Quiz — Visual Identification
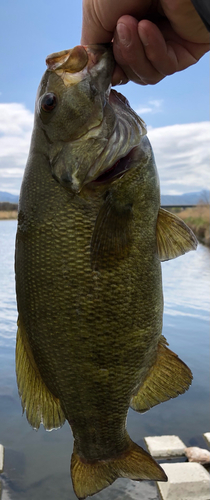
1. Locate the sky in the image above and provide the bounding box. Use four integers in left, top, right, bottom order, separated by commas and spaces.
0, 0, 209, 196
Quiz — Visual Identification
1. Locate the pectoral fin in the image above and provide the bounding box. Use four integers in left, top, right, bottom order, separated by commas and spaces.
16, 318, 65, 430
130, 336, 192, 413
157, 208, 197, 261
91, 193, 133, 270
71, 436, 167, 499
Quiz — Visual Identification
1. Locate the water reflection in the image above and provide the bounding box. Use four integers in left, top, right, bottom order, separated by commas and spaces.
0, 221, 17, 350
0, 221, 209, 500
162, 244, 210, 318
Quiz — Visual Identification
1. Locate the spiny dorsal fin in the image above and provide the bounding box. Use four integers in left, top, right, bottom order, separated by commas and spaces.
130, 336, 192, 413
91, 193, 133, 271
71, 436, 167, 499
157, 208, 197, 261
16, 319, 66, 430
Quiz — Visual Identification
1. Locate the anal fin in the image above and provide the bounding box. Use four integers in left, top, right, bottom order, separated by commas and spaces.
16, 318, 66, 430
130, 336, 192, 413
71, 436, 167, 499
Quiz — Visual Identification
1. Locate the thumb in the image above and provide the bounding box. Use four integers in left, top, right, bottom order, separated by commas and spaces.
81, 2, 114, 44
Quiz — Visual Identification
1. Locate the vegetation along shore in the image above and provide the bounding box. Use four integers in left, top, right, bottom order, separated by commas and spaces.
0, 202, 18, 220
171, 204, 210, 247
0, 202, 209, 247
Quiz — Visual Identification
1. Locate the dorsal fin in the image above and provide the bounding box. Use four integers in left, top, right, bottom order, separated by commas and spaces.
157, 208, 197, 261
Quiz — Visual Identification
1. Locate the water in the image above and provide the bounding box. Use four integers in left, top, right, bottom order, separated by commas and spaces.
0, 220, 209, 500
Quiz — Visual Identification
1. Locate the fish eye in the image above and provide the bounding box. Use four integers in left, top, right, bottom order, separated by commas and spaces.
41, 93, 57, 112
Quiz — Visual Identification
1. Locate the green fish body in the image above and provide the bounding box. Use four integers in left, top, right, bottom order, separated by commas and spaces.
15, 45, 197, 499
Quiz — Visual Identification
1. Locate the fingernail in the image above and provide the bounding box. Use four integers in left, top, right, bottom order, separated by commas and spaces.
116, 23, 131, 47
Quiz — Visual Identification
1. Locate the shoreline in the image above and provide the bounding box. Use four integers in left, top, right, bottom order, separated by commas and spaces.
0, 211, 18, 220
0, 205, 209, 247
173, 205, 210, 247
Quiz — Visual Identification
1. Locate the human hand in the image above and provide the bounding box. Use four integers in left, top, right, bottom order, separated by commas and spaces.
81, 0, 210, 85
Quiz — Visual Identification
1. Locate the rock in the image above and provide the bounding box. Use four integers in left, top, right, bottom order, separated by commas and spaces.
185, 447, 210, 464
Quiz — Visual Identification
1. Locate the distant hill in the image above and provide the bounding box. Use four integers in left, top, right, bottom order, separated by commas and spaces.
161, 190, 210, 206
1, 189, 209, 206
0, 191, 19, 203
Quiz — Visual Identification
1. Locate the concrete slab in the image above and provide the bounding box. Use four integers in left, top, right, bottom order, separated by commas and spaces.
204, 433, 210, 446
144, 435, 186, 458
0, 444, 4, 473
157, 462, 210, 500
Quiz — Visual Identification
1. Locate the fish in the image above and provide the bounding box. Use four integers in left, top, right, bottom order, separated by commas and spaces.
15, 44, 197, 499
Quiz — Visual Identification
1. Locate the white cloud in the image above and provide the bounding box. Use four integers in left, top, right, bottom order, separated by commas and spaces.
0, 102, 33, 135
135, 99, 163, 115
0, 103, 34, 194
147, 122, 210, 195
0, 103, 209, 196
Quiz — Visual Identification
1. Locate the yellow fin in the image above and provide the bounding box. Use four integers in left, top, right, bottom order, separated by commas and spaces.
91, 193, 133, 270
16, 319, 66, 430
130, 336, 192, 413
71, 437, 167, 499
157, 208, 197, 261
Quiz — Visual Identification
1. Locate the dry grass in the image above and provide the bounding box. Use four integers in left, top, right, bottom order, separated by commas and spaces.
177, 205, 210, 246
0, 210, 18, 220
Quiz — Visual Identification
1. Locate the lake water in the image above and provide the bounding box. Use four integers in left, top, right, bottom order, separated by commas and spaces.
0, 220, 209, 500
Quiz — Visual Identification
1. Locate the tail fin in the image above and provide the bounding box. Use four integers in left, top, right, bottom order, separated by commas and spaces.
71, 438, 167, 499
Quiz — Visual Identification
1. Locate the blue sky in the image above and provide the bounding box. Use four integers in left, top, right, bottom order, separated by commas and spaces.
0, 0, 209, 195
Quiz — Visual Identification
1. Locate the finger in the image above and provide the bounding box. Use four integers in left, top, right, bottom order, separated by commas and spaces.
113, 15, 164, 85
160, 0, 210, 43
81, 1, 113, 44
111, 65, 129, 86
81, 0, 152, 45
138, 19, 210, 74
138, 19, 181, 76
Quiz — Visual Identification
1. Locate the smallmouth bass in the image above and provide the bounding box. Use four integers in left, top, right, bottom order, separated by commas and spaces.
15, 44, 197, 499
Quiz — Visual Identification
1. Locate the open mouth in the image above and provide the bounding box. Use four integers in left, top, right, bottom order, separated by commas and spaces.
93, 149, 133, 184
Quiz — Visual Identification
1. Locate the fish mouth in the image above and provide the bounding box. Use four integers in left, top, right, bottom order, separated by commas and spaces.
92, 149, 134, 185
46, 44, 114, 88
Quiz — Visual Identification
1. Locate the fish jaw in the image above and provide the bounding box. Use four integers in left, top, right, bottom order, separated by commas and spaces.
36, 45, 146, 194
